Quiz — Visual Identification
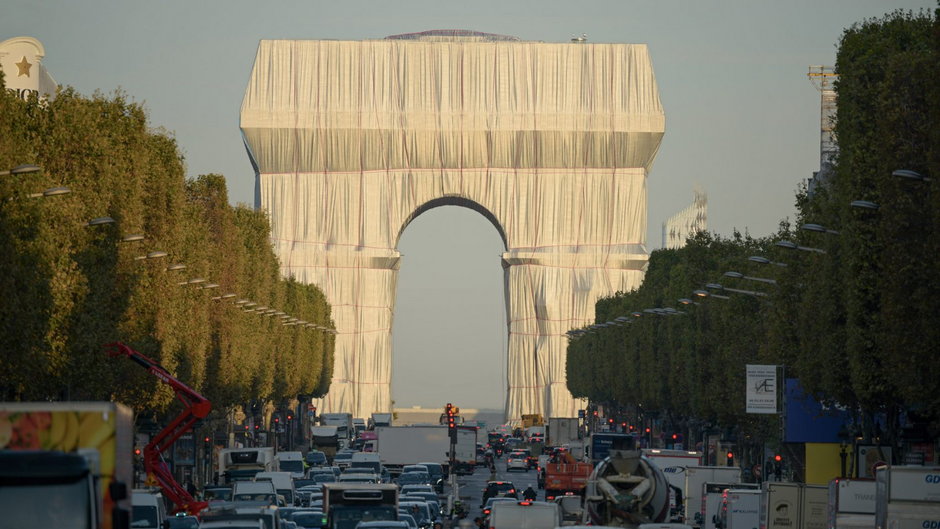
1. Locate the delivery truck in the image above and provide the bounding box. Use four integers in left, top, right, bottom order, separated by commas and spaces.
874, 465, 940, 529
683, 466, 743, 527
0, 401, 134, 529
376, 425, 451, 474
759, 482, 827, 529
547, 417, 581, 447
827, 478, 875, 529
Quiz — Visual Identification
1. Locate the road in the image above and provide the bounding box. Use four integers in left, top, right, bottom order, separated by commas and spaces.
451, 456, 542, 521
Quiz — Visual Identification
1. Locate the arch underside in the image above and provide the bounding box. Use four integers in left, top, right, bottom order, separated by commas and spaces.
241, 38, 664, 421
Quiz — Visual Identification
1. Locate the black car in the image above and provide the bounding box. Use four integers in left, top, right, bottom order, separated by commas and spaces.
480, 481, 517, 507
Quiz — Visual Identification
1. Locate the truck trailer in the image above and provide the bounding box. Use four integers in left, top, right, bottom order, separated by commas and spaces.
0, 401, 134, 529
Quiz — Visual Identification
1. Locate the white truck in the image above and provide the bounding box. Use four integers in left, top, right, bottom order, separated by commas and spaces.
453, 426, 478, 475
218, 446, 275, 483
827, 478, 876, 529
703, 482, 758, 529
715, 489, 760, 529
547, 417, 581, 447
376, 425, 451, 474
759, 482, 827, 529
275, 451, 305, 478
321, 413, 353, 443
311, 425, 341, 460
875, 465, 940, 529
370, 413, 393, 429
684, 466, 742, 526
643, 449, 705, 521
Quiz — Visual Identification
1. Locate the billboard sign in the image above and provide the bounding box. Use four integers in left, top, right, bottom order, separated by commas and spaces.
746, 364, 778, 414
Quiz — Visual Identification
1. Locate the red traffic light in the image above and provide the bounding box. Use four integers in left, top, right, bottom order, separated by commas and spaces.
204, 436, 210, 443
608, 418, 614, 424
274, 417, 279, 423
774, 454, 782, 462
727, 451, 734, 459
592, 411, 598, 417
134, 448, 142, 456
645, 427, 651, 433
672, 434, 678, 440
287, 414, 293, 421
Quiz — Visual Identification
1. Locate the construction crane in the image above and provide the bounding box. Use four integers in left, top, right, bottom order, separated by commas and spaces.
105, 342, 211, 515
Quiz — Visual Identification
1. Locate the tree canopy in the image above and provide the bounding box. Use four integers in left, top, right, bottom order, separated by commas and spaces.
0, 80, 334, 413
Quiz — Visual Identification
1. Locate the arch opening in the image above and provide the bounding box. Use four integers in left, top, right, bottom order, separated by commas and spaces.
391, 204, 508, 416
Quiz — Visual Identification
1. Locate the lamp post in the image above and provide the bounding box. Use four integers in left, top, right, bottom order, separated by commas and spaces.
776, 240, 826, 254
0, 164, 42, 177
724, 271, 778, 285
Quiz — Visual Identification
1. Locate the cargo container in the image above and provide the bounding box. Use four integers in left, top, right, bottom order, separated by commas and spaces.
827, 478, 875, 529
875, 465, 940, 529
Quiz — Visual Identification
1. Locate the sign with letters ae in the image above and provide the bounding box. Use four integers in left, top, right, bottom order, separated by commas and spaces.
746, 364, 778, 414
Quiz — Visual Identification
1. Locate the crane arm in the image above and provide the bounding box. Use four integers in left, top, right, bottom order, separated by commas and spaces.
105, 342, 211, 515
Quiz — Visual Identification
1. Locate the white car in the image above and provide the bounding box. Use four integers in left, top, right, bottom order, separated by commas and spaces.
506, 455, 529, 472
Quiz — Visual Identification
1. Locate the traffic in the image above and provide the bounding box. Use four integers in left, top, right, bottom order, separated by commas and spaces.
3, 404, 935, 529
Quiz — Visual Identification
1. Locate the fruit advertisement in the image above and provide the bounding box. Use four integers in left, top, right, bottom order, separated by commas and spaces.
0, 402, 134, 529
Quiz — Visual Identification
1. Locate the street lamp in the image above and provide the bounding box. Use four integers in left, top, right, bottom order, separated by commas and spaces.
121, 234, 145, 242
0, 164, 41, 177
749, 256, 788, 267
86, 216, 116, 227
850, 200, 879, 211
26, 186, 71, 198
724, 271, 778, 285
776, 240, 826, 254
694, 289, 730, 300
893, 169, 931, 182
800, 223, 840, 236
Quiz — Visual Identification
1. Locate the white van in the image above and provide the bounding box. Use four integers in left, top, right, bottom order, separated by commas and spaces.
254, 471, 297, 505
232, 480, 278, 504
275, 451, 306, 478
131, 489, 167, 529
489, 500, 561, 529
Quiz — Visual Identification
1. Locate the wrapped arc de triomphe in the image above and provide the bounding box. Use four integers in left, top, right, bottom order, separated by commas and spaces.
240, 31, 664, 421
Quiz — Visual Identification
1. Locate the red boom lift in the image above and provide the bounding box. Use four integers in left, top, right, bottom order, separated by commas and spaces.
106, 342, 211, 515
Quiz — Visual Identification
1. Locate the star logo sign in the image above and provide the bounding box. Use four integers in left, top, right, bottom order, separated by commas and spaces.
15, 56, 32, 77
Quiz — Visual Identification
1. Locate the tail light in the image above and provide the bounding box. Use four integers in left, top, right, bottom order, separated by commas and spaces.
519, 501, 532, 506
483, 509, 491, 515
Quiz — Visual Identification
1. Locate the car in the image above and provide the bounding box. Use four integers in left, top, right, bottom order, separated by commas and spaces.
416, 462, 445, 491
355, 522, 410, 529
204, 485, 234, 502
553, 494, 583, 524
333, 450, 356, 469
488, 500, 560, 529
306, 450, 329, 466
292, 511, 328, 529
338, 472, 379, 484
481, 497, 517, 526
506, 454, 528, 472
395, 471, 431, 487
510, 448, 536, 469
132, 489, 168, 529
400, 493, 441, 516
398, 502, 434, 528
399, 484, 434, 496
396, 513, 418, 529
166, 513, 200, 529
481, 481, 518, 506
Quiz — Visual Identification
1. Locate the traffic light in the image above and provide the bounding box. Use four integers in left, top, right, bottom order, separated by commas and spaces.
593, 410, 599, 417
446, 403, 457, 440
608, 418, 614, 425
726, 451, 735, 467
645, 427, 651, 434
286, 413, 293, 422
672, 433, 678, 440
773, 454, 783, 479
203, 436, 211, 458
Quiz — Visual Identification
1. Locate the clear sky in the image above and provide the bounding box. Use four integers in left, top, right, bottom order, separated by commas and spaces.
3, 1, 932, 410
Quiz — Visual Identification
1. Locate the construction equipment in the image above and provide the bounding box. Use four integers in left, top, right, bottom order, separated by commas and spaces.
584, 445, 671, 527
105, 342, 211, 515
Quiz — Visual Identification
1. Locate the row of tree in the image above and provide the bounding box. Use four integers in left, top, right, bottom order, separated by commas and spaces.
0, 81, 335, 414
567, 9, 940, 447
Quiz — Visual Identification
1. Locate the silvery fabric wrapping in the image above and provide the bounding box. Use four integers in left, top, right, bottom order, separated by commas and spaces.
241, 37, 664, 420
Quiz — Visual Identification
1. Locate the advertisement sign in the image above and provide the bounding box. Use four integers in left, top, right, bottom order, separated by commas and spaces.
746, 364, 778, 414
857, 446, 892, 478
881, 466, 940, 502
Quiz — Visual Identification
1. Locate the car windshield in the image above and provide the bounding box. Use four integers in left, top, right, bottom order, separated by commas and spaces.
0, 479, 93, 529
399, 504, 430, 524
331, 505, 397, 529
167, 516, 200, 529
293, 512, 328, 528
205, 488, 233, 501
131, 505, 158, 528
281, 461, 305, 473
397, 472, 429, 484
